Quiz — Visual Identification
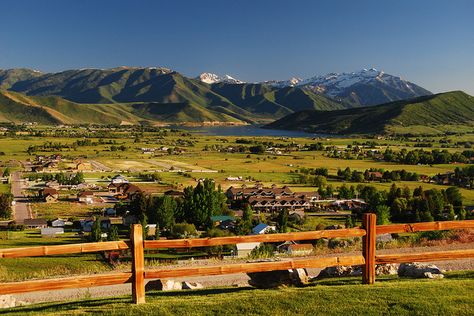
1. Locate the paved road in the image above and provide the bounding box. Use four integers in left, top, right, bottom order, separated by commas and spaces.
11, 171, 31, 224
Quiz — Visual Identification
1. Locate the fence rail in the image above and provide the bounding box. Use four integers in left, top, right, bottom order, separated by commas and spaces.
0, 216, 473, 303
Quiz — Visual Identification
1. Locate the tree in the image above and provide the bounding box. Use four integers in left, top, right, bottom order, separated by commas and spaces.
0, 193, 13, 219
2, 167, 10, 177
90, 218, 102, 242
151, 195, 176, 230
107, 225, 119, 241
170, 222, 197, 239
182, 179, 227, 229
376, 205, 391, 225
446, 204, 456, 221
445, 187, 463, 211
249, 144, 265, 154
276, 209, 288, 233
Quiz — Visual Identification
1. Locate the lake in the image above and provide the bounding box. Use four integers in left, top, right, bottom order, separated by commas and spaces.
173, 125, 320, 137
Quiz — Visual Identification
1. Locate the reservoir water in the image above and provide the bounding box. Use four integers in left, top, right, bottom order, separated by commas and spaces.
173, 125, 320, 137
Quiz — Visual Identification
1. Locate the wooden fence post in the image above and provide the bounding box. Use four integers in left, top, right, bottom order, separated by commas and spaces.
362, 213, 376, 285
131, 224, 145, 304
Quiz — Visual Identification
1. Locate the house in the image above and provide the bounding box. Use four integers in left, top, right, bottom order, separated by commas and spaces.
252, 223, 276, 235
23, 218, 48, 229
211, 215, 234, 225
39, 188, 59, 203
236, 242, 261, 258
219, 219, 237, 230
104, 208, 117, 216
76, 162, 90, 171
78, 191, 94, 204
110, 175, 128, 184
117, 183, 142, 200
226, 184, 293, 201
248, 195, 312, 212
41, 227, 64, 237
225, 176, 243, 181
51, 218, 66, 227
80, 217, 111, 232
367, 171, 383, 181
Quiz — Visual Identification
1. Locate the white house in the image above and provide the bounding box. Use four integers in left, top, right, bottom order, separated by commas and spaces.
51, 218, 65, 227
111, 175, 128, 184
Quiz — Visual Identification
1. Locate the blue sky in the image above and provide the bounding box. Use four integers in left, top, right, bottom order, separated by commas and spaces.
1, 0, 473, 94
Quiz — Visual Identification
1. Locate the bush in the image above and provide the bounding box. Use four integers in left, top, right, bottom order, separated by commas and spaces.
170, 222, 198, 239
248, 243, 275, 259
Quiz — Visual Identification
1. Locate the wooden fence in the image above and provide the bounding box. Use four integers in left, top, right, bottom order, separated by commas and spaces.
1, 214, 473, 304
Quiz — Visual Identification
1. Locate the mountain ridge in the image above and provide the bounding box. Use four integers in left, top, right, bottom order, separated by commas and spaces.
265, 91, 474, 135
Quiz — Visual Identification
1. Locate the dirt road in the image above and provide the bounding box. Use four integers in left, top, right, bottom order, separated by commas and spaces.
11, 171, 31, 224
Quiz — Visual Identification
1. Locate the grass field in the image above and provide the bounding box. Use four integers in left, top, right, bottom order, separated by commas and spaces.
5, 272, 474, 315
0, 183, 10, 193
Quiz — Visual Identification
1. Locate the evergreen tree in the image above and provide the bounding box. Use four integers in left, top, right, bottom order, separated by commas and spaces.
446, 204, 456, 221
90, 218, 102, 242
0, 193, 13, 219
107, 225, 119, 241
276, 209, 288, 233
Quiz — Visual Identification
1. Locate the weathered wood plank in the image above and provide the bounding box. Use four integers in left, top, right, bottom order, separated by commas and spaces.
0, 272, 132, 294
377, 220, 474, 235
131, 224, 145, 304
362, 213, 376, 285
144, 228, 366, 249
376, 249, 474, 264
0, 241, 130, 258
145, 255, 365, 279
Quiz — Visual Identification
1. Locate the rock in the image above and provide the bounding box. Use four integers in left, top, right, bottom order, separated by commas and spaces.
0, 295, 16, 309
182, 281, 203, 290
376, 263, 399, 276
398, 263, 444, 278
145, 279, 183, 292
325, 225, 345, 230
247, 268, 309, 288
317, 265, 362, 278
424, 272, 444, 279
376, 233, 393, 243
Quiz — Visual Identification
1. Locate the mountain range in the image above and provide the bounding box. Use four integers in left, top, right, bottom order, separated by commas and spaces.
266, 91, 474, 135
0, 67, 432, 126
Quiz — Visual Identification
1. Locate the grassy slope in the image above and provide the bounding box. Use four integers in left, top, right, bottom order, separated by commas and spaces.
0, 90, 144, 125
6, 273, 474, 315
267, 91, 474, 135
6, 68, 347, 123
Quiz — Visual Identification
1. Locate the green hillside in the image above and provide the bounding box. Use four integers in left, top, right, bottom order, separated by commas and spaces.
266, 91, 474, 135
4, 67, 344, 123
0, 90, 142, 125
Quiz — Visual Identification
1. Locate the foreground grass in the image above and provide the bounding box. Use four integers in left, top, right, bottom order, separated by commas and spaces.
6, 272, 474, 315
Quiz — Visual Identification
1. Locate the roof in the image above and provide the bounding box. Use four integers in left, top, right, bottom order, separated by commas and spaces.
211, 215, 234, 222
252, 223, 269, 234
41, 187, 58, 195
227, 185, 293, 197
78, 191, 94, 197
23, 218, 47, 226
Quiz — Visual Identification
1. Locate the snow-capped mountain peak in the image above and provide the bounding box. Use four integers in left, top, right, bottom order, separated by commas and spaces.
197, 73, 244, 84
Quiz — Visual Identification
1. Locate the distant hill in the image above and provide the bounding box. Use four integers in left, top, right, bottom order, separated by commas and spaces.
265, 91, 474, 135
0, 67, 345, 123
